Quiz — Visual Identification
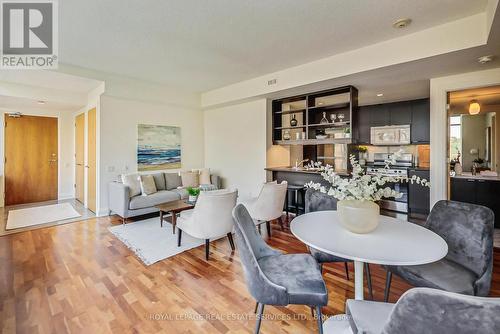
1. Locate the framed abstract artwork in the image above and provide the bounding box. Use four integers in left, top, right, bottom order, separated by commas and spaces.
137, 124, 181, 171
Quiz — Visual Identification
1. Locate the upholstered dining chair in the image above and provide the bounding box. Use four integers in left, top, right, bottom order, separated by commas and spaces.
176, 189, 238, 260
384, 200, 494, 302
305, 189, 374, 299
240, 181, 288, 236
344, 287, 500, 334
232, 204, 328, 334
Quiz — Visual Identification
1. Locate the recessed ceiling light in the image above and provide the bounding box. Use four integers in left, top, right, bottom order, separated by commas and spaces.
37, 100, 46, 104
393, 18, 412, 29
478, 55, 494, 64
376, 93, 384, 97
318, 102, 324, 105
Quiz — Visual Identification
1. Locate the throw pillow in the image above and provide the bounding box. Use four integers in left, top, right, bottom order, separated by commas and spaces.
165, 173, 182, 190
180, 171, 199, 188
152, 173, 166, 190
140, 174, 157, 195
199, 168, 211, 185
121, 173, 141, 197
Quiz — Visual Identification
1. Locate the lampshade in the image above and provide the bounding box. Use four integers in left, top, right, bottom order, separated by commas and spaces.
469, 100, 480, 115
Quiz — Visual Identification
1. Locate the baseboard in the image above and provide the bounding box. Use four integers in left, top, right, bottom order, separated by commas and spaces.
97, 208, 110, 217
58, 194, 75, 201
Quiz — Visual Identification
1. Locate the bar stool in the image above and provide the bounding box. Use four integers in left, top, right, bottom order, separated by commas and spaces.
285, 185, 305, 218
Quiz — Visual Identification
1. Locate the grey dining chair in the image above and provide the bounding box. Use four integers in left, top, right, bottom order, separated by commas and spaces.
232, 204, 328, 334
384, 200, 494, 302
305, 188, 374, 299
345, 287, 500, 334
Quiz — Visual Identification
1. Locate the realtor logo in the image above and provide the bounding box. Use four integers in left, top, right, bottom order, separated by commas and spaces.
1, 0, 58, 69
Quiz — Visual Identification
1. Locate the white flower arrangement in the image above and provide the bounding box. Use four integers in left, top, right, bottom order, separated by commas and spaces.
306, 151, 430, 202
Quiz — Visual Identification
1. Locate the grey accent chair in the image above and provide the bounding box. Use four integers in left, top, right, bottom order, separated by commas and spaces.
232, 204, 328, 334
305, 189, 374, 299
384, 200, 494, 302
345, 287, 500, 334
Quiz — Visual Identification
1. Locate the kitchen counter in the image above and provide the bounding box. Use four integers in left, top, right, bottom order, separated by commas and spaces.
451, 172, 500, 182
265, 167, 350, 176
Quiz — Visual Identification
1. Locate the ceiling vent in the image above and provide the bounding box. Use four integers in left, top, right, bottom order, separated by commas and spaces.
393, 18, 412, 29
267, 79, 277, 86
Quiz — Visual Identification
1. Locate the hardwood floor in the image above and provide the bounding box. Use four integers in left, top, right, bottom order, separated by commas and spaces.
1, 214, 499, 334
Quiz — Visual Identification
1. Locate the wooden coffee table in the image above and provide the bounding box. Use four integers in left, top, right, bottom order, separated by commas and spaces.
156, 200, 195, 234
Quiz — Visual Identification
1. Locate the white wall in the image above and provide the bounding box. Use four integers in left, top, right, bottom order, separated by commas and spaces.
204, 99, 267, 200
98, 95, 204, 214
0, 108, 76, 206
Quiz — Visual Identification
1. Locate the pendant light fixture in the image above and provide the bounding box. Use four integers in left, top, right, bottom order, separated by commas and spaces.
469, 100, 480, 115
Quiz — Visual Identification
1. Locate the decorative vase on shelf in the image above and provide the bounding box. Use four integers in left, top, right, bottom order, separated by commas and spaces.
454, 161, 463, 175
320, 112, 329, 124
283, 130, 291, 140
290, 114, 298, 127
188, 195, 198, 203
337, 200, 380, 234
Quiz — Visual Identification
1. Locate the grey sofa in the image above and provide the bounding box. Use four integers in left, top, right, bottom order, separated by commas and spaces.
108, 172, 221, 222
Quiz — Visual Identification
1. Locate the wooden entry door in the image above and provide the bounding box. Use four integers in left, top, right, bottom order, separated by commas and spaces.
75, 112, 85, 204
87, 108, 96, 213
5, 115, 58, 205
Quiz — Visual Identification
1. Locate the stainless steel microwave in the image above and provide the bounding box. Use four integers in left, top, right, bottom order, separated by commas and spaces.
370, 125, 411, 145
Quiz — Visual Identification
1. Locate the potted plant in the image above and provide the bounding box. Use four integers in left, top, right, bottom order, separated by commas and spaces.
187, 187, 200, 203
344, 127, 351, 138
306, 151, 429, 234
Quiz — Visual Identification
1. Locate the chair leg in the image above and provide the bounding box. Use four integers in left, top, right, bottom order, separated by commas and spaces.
255, 303, 265, 334
384, 271, 392, 302
257, 224, 261, 234
205, 239, 210, 260
278, 216, 284, 231
319, 263, 323, 274
254, 301, 258, 313
315, 306, 324, 334
177, 229, 182, 247
227, 233, 235, 251
122, 217, 126, 225
344, 262, 350, 280
365, 263, 373, 300
266, 221, 272, 237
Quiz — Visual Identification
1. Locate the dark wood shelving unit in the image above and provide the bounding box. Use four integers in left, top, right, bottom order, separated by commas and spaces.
272, 85, 358, 145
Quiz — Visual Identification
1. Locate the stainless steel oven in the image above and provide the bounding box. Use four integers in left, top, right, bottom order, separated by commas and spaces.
366, 153, 413, 216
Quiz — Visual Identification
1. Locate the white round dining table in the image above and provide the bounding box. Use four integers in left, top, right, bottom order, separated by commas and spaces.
290, 210, 448, 300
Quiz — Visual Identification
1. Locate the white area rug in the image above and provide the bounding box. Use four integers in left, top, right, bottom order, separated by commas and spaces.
6, 203, 81, 230
108, 217, 210, 265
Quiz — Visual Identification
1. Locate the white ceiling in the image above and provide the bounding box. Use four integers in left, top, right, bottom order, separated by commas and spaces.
59, 0, 488, 92
0, 95, 83, 113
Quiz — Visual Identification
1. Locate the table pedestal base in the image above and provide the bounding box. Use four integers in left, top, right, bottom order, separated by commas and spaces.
354, 260, 364, 300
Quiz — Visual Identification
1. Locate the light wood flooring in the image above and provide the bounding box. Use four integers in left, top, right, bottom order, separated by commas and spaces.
1, 214, 499, 334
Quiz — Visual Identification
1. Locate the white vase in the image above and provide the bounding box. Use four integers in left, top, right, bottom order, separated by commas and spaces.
337, 200, 380, 234
188, 195, 198, 203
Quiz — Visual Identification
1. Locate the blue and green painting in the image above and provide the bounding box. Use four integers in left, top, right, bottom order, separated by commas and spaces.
137, 124, 181, 171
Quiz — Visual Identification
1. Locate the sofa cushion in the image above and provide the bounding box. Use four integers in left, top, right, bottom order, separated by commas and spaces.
152, 173, 166, 191
199, 168, 211, 185
139, 174, 157, 195
121, 173, 141, 197
129, 190, 180, 210
181, 171, 199, 188
171, 188, 189, 199
165, 173, 182, 190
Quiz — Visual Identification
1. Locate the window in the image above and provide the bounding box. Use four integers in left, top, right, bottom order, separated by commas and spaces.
449, 116, 461, 162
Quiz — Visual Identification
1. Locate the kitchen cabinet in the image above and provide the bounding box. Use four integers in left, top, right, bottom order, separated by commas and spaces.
369, 104, 389, 126
411, 99, 430, 143
353, 98, 429, 144
389, 101, 412, 125
450, 177, 500, 228
356, 106, 371, 144
408, 169, 430, 215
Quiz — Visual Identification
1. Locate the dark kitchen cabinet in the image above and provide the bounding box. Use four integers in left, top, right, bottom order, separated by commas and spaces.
356, 106, 371, 144
450, 177, 476, 204
353, 98, 429, 144
389, 101, 412, 125
450, 177, 500, 228
408, 169, 430, 215
369, 104, 389, 126
411, 99, 430, 144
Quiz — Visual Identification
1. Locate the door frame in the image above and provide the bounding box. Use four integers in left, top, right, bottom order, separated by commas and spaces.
1, 111, 62, 207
